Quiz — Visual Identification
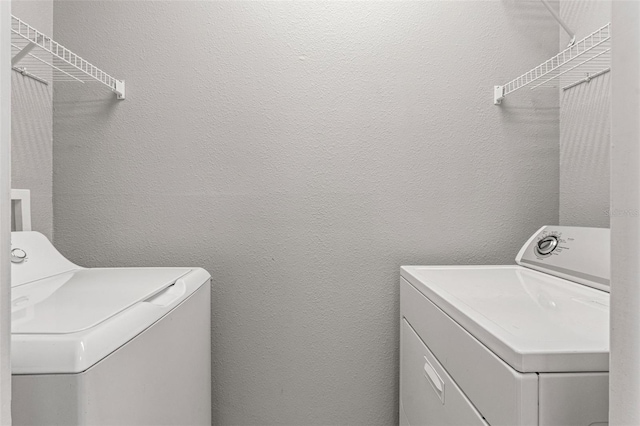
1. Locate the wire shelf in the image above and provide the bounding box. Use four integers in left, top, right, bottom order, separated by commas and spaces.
494, 23, 610, 105
10, 15, 125, 99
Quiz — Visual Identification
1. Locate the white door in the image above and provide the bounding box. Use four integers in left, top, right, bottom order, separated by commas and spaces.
0, 2, 13, 424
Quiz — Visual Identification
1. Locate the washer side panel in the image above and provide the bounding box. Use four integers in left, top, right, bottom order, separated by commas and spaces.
12, 282, 211, 426
12, 374, 81, 426
82, 283, 211, 425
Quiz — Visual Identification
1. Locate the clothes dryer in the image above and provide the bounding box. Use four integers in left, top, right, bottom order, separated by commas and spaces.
400, 226, 609, 425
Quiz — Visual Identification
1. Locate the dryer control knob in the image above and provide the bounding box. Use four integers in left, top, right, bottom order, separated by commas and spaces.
11, 248, 27, 263
535, 236, 558, 256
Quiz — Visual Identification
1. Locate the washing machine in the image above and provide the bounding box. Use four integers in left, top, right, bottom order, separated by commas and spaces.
10, 231, 212, 425
400, 226, 609, 426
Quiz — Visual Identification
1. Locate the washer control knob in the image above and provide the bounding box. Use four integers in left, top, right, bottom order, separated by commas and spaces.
11, 248, 27, 264
535, 236, 558, 256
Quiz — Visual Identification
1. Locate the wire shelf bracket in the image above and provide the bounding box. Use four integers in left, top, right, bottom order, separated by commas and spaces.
494, 23, 610, 105
10, 15, 125, 100
540, 0, 576, 48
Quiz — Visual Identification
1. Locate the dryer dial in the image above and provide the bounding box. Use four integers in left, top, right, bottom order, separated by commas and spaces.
535, 236, 558, 256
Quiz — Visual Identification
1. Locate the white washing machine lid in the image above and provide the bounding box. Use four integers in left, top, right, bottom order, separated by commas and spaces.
12, 268, 191, 334
401, 265, 609, 373
11, 267, 211, 375
9, 232, 212, 374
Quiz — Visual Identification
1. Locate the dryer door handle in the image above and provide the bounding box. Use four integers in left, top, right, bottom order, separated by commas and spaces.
423, 356, 445, 403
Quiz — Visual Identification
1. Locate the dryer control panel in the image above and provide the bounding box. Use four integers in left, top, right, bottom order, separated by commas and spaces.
516, 226, 610, 292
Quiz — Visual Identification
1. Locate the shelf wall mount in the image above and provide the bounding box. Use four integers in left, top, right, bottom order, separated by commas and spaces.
11, 15, 125, 100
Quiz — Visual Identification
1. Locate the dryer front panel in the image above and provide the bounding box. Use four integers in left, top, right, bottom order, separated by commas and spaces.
400, 318, 486, 426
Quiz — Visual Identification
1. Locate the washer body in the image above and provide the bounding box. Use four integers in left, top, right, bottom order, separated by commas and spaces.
400, 226, 610, 425
10, 232, 211, 426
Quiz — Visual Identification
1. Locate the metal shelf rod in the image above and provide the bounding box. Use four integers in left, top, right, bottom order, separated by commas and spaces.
562, 67, 610, 91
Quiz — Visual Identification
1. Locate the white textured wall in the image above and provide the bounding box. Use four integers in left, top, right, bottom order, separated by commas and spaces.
11, 0, 53, 238
559, 1, 611, 228
52, 2, 559, 424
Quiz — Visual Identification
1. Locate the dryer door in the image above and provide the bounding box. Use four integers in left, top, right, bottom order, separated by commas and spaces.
400, 319, 487, 426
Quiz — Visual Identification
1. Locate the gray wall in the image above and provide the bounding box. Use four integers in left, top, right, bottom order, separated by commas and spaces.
559, 1, 611, 227
52, 2, 559, 424
11, 0, 53, 238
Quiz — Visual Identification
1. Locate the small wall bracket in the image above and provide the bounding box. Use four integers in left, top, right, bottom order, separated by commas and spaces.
494, 86, 505, 105
115, 80, 125, 100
